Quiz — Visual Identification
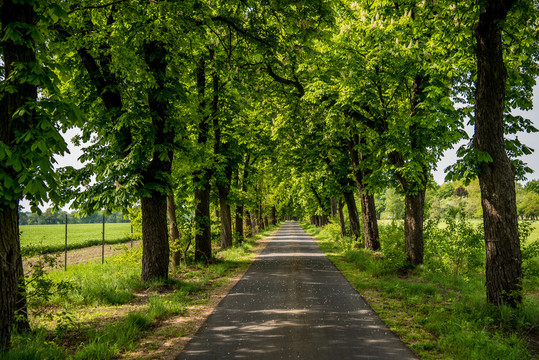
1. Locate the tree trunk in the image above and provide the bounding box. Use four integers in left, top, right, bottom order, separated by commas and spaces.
245, 210, 252, 237
264, 215, 269, 229
1, 1, 37, 349
360, 192, 380, 251
404, 190, 426, 265
0, 206, 23, 351
219, 185, 233, 249
330, 197, 337, 217
337, 198, 348, 237
167, 195, 182, 267
235, 205, 244, 243
141, 194, 169, 282
253, 209, 259, 233
194, 177, 212, 262
258, 205, 265, 230
193, 53, 213, 263
348, 134, 380, 250
474, 0, 522, 306
343, 191, 361, 240
140, 41, 173, 282
387, 74, 429, 266
271, 206, 277, 225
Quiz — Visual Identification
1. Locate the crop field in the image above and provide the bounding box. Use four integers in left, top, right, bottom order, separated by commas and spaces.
20, 223, 134, 255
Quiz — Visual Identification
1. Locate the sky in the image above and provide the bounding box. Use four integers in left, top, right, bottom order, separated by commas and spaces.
19, 85, 539, 212
432, 83, 539, 184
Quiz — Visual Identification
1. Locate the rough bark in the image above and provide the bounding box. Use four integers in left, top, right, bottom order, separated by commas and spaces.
235, 206, 244, 243
343, 191, 361, 240
271, 206, 277, 225
0, 0, 36, 349
258, 205, 265, 230
330, 197, 337, 217
347, 134, 380, 251
0, 207, 22, 351
404, 190, 426, 265
219, 185, 233, 249
193, 55, 212, 262
141, 194, 169, 282
474, 0, 522, 306
337, 198, 348, 237
140, 41, 173, 282
387, 75, 429, 265
245, 210, 253, 237
254, 209, 260, 233
168, 195, 182, 267
194, 178, 212, 262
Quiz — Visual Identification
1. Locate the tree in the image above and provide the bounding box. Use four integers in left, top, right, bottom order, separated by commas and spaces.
55, 1, 196, 280
1, 0, 73, 349
474, 0, 522, 306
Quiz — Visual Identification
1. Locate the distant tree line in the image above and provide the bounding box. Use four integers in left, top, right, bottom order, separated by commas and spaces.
18, 209, 129, 226
374, 179, 539, 221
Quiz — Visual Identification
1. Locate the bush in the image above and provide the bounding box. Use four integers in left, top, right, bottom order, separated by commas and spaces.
520, 221, 539, 280
424, 211, 484, 278
378, 221, 408, 273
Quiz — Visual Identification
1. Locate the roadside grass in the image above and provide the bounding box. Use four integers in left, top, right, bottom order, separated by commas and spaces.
5, 224, 278, 360
302, 222, 539, 360
20, 223, 135, 255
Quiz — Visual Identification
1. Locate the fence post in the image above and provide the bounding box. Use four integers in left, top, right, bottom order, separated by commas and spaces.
102, 213, 105, 264
65, 213, 68, 271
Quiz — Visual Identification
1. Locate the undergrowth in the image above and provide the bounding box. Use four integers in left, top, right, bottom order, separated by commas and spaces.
4, 224, 279, 360
302, 218, 539, 360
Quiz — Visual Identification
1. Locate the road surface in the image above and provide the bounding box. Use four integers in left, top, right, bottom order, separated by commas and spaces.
177, 221, 417, 359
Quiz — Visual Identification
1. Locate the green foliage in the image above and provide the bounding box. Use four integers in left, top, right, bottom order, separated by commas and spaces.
20, 253, 75, 320
307, 221, 539, 359
424, 211, 484, 278
520, 221, 539, 281
5, 329, 67, 360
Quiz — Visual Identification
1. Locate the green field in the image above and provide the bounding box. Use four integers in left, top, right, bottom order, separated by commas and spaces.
378, 219, 539, 243
20, 223, 134, 255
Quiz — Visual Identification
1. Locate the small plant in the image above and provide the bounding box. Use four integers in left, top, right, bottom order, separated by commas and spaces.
424, 210, 484, 278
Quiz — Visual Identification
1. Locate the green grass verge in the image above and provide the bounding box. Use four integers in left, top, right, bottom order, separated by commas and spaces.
20, 223, 134, 255
301, 222, 539, 360
5, 224, 280, 360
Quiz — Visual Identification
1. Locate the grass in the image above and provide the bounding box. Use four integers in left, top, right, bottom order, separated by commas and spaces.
301, 221, 539, 360
4, 224, 279, 360
20, 223, 134, 255
378, 219, 539, 243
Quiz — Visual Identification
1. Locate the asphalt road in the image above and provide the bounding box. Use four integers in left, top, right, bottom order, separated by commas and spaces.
177, 221, 418, 359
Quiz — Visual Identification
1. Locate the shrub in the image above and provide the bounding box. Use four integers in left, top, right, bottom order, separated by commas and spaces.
424, 211, 484, 278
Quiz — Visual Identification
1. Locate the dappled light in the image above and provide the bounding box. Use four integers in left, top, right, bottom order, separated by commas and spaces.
178, 222, 417, 359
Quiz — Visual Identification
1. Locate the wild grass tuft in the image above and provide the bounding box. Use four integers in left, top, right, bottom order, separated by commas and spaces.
304, 219, 539, 360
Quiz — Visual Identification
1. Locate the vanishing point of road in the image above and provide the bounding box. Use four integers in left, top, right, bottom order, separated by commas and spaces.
177, 221, 418, 359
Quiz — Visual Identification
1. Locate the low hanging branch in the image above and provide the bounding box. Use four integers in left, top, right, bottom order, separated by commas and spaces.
266, 63, 305, 98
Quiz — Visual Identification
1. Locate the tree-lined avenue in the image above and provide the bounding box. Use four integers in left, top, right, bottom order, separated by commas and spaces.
177, 222, 417, 359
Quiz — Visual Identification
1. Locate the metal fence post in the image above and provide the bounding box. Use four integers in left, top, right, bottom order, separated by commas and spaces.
65, 213, 68, 271
102, 213, 105, 264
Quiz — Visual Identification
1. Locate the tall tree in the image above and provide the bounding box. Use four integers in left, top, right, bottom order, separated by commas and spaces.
473, 0, 521, 306
1, 0, 72, 349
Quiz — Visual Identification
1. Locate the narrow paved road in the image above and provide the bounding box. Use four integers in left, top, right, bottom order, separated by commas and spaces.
177, 222, 417, 359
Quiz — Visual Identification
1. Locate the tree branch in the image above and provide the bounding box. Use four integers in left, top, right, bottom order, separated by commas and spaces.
266, 63, 305, 98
